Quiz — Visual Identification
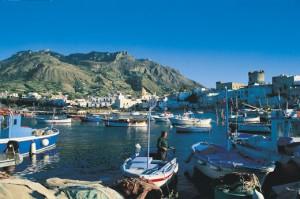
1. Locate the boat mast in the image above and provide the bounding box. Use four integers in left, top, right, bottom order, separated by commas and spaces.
225, 87, 231, 151
147, 97, 157, 169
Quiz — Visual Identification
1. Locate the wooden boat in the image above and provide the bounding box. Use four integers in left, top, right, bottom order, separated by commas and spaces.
122, 151, 179, 187
237, 123, 271, 134
81, 114, 102, 122
229, 115, 260, 123
121, 98, 179, 188
190, 142, 275, 181
36, 116, 72, 124
104, 118, 147, 127
188, 88, 275, 182
170, 115, 211, 126
0, 109, 59, 157
152, 112, 174, 123
234, 110, 300, 163
176, 125, 211, 133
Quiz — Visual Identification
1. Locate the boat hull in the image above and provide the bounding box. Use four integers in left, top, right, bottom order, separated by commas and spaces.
104, 120, 147, 127
36, 118, 72, 124
176, 126, 211, 133
0, 132, 59, 157
122, 157, 179, 187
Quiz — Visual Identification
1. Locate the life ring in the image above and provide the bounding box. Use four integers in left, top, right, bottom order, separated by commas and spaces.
42, 139, 49, 147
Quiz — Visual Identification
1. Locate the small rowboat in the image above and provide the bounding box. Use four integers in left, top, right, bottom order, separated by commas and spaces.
122, 148, 179, 187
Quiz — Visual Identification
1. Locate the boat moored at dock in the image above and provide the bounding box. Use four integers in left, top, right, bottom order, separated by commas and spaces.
36, 116, 72, 124
0, 109, 59, 157
104, 118, 147, 127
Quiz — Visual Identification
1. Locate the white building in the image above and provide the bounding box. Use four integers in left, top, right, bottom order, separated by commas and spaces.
113, 93, 141, 109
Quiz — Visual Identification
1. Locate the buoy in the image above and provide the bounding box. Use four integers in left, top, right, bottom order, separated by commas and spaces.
42, 139, 49, 147
30, 142, 36, 155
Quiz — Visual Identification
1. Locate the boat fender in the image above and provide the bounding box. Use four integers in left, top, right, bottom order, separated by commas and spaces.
42, 139, 49, 147
31, 142, 37, 155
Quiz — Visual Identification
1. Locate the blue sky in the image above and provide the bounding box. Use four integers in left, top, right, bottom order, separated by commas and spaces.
0, 0, 300, 88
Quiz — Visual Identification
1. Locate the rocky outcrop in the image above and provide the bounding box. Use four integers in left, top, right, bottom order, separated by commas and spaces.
0, 176, 123, 199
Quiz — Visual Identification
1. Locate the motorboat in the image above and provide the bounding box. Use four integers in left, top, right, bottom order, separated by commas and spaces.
234, 110, 300, 163
104, 118, 147, 127
190, 142, 274, 181
0, 109, 59, 157
121, 147, 179, 187
152, 112, 174, 123
237, 123, 271, 134
121, 98, 179, 188
187, 88, 275, 182
229, 115, 260, 123
36, 116, 72, 124
169, 112, 211, 126
81, 114, 102, 122
176, 125, 211, 133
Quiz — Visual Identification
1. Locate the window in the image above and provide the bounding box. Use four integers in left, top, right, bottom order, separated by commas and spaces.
14, 119, 17, 125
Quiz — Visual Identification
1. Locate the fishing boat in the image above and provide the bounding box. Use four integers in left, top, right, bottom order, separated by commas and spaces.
152, 112, 174, 123
234, 110, 300, 163
121, 98, 179, 188
229, 115, 260, 123
190, 142, 274, 181
36, 116, 72, 124
187, 88, 275, 182
81, 114, 102, 122
237, 123, 271, 134
0, 109, 59, 156
104, 118, 147, 127
176, 125, 211, 133
169, 112, 212, 126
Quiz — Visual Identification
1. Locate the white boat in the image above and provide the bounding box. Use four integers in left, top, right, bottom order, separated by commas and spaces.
238, 123, 271, 134
176, 125, 211, 133
190, 142, 274, 181
36, 117, 72, 124
229, 115, 260, 123
121, 98, 179, 188
234, 110, 300, 163
122, 151, 179, 187
188, 88, 275, 182
152, 112, 174, 123
104, 118, 147, 127
170, 116, 211, 126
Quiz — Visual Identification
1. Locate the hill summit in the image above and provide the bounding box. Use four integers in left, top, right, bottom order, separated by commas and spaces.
0, 50, 203, 96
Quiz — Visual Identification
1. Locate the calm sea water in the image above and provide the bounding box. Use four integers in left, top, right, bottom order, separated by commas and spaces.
13, 112, 227, 198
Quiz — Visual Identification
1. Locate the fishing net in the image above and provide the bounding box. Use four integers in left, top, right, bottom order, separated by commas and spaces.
213, 172, 261, 195
115, 177, 162, 199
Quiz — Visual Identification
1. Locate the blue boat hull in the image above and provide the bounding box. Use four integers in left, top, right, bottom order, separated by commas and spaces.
0, 133, 59, 156
81, 117, 101, 122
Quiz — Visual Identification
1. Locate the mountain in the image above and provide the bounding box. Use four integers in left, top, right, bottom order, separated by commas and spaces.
0, 50, 203, 96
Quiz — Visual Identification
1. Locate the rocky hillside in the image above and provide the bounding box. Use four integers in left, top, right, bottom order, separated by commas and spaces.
0, 50, 203, 96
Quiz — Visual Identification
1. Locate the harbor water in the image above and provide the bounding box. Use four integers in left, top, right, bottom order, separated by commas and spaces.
12, 112, 227, 198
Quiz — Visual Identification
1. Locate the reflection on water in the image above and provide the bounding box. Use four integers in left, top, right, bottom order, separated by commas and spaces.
15, 113, 225, 197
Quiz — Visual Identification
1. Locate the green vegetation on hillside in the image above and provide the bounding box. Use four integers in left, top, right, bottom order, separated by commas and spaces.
0, 50, 203, 96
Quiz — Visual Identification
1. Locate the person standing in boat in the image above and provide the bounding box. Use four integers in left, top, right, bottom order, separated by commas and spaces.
157, 131, 169, 160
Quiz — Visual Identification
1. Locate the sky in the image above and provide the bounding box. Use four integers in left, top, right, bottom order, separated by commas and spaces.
0, 0, 300, 88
